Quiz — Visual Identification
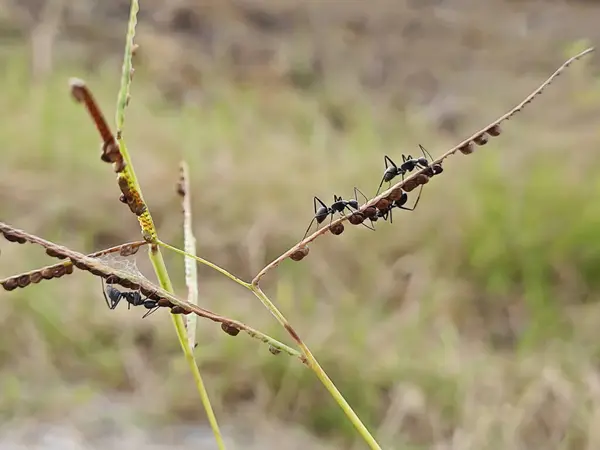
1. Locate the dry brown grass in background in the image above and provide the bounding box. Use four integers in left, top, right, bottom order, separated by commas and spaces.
2, 1, 600, 449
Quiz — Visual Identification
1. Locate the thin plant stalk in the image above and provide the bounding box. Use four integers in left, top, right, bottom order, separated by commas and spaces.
156, 240, 383, 449
179, 161, 199, 349
152, 49, 597, 448
114, 1, 225, 448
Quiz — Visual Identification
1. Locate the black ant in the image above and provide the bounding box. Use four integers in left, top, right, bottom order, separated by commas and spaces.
101, 278, 160, 318
376, 144, 440, 195
303, 188, 374, 239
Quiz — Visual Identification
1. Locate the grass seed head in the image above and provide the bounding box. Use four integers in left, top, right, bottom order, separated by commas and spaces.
290, 247, 310, 261
330, 222, 345, 235
221, 323, 241, 336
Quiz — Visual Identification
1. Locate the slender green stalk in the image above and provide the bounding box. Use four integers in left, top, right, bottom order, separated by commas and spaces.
114, 1, 225, 448
251, 287, 382, 450
158, 240, 251, 287
156, 242, 383, 449
149, 248, 225, 448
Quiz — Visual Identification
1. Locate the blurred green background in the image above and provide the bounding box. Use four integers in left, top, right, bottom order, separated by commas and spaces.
1, 1, 600, 449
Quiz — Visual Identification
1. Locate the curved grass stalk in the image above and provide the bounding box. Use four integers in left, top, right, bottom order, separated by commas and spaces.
113, 1, 225, 448
156, 240, 383, 449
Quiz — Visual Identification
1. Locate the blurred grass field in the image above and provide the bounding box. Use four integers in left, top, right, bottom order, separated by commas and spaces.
2, 1, 600, 449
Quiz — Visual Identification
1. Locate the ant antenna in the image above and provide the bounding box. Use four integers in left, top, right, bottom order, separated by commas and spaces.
418, 144, 434, 162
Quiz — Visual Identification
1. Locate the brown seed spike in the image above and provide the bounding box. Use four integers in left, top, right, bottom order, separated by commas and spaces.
486, 124, 501, 137
30, 272, 43, 284
41, 269, 55, 280
459, 141, 475, 155
473, 134, 489, 146
17, 275, 31, 288
2, 279, 18, 291
376, 198, 391, 211
403, 178, 421, 193
157, 298, 173, 308
330, 222, 345, 235
3, 233, 27, 244
414, 174, 430, 186
348, 212, 365, 225
290, 247, 309, 262
362, 206, 378, 219
269, 345, 282, 355
53, 266, 67, 277
119, 244, 140, 257
387, 188, 404, 202
69, 78, 87, 102
221, 323, 241, 336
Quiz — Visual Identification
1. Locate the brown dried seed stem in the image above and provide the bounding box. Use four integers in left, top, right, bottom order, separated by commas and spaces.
0, 241, 147, 290
0, 222, 303, 362
69, 78, 125, 172
251, 47, 595, 286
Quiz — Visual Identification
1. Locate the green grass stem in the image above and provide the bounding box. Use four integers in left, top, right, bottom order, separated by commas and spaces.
113, 1, 225, 448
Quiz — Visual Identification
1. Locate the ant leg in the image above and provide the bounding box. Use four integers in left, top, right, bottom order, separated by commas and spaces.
375, 177, 388, 196
384, 155, 397, 170
360, 220, 376, 231
302, 217, 318, 240
354, 187, 368, 204
397, 184, 424, 212
100, 277, 112, 309
418, 144, 434, 162
101, 278, 121, 310
303, 196, 329, 239
142, 305, 160, 319
329, 211, 335, 227
342, 206, 375, 231
314, 196, 328, 212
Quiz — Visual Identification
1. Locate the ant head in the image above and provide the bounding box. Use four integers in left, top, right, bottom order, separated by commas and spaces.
433, 164, 443, 175
348, 199, 359, 209
417, 157, 429, 166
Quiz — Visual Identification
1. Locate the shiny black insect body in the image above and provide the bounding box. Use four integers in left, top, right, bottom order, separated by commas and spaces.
303, 188, 372, 239
376, 145, 439, 195
102, 279, 160, 318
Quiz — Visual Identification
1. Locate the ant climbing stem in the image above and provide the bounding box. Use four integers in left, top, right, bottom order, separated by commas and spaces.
302, 189, 374, 240
101, 277, 160, 318
375, 144, 442, 196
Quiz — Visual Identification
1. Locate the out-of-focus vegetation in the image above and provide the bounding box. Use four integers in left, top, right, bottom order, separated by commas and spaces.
1, 1, 600, 448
